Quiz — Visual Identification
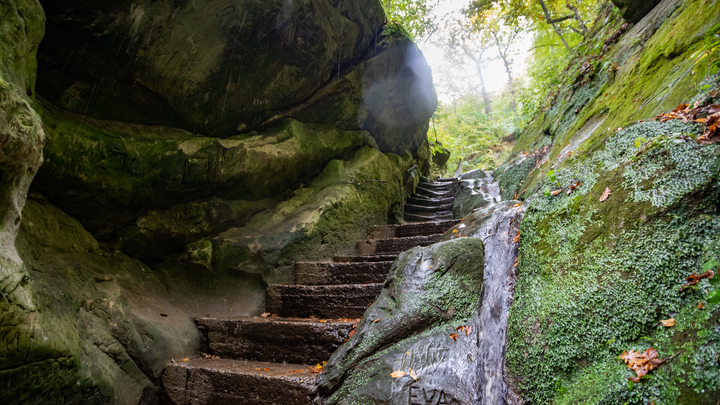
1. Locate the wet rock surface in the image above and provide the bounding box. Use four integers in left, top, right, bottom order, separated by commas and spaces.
266, 284, 384, 319
611, 0, 662, 22
316, 238, 487, 404
452, 170, 501, 219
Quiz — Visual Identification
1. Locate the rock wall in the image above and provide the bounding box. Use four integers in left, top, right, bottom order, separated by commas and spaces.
500, 0, 720, 403
0, 0, 436, 403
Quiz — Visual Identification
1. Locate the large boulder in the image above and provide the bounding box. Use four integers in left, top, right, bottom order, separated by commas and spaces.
317, 238, 486, 404
209, 146, 409, 286
33, 102, 377, 238
268, 23, 438, 154
35, 0, 385, 137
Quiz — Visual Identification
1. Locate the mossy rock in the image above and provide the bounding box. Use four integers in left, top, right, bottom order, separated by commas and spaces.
318, 238, 485, 404
35, 0, 385, 137
34, 102, 377, 238
210, 146, 408, 286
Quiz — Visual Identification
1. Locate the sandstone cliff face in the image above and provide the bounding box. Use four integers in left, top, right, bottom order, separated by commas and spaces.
0, 0, 436, 403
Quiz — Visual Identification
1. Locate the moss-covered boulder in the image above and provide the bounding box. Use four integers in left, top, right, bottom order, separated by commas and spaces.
317, 238, 485, 404
35, 0, 385, 137
33, 102, 377, 238
266, 23, 438, 155
4, 198, 201, 404
500, 0, 720, 402
210, 146, 409, 286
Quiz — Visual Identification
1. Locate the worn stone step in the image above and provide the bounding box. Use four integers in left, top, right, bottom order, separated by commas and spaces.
366, 220, 459, 239
417, 182, 454, 191
436, 177, 456, 182
266, 284, 383, 319
162, 358, 316, 405
195, 317, 354, 365
407, 196, 455, 206
294, 261, 392, 285
404, 203, 453, 214
357, 234, 441, 255
404, 212, 453, 222
415, 186, 454, 198
333, 254, 398, 263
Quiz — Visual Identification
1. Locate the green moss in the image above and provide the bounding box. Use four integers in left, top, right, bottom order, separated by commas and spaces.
507, 113, 720, 403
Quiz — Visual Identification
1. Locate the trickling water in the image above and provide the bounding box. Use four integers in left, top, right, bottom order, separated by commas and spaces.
452, 171, 524, 405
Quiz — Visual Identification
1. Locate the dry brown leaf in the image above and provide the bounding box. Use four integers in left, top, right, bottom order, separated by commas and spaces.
600, 187, 611, 202
409, 368, 418, 381
449, 333, 459, 341
620, 348, 665, 382
513, 203, 522, 208
348, 329, 356, 339
679, 270, 715, 291
699, 302, 706, 310
551, 189, 563, 196
390, 370, 406, 378
513, 232, 520, 244
260, 312, 270, 317
372, 319, 381, 323
291, 370, 305, 373
263, 368, 270, 371
660, 318, 675, 327
182, 358, 189, 362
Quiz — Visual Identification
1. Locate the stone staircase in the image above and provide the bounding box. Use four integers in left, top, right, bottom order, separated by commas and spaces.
404, 178, 455, 222
162, 181, 458, 404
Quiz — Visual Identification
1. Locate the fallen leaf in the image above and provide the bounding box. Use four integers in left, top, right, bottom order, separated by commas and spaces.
291, 370, 305, 373
263, 368, 270, 371
699, 302, 705, 310
348, 329, 356, 338
409, 368, 418, 381
551, 189, 563, 196
319, 319, 327, 323
260, 312, 270, 317
182, 358, 189, 362
513, 232, 520, 244
513, 203, 522, 208
372, 319, 381, 323
660, 318, 675, 327
406, 351, 411, 355
620, 348, 665, 382
449, 333, 459, 341
600, 187, 611, 202
390, 370, 406, 378
679, 270, 715, 291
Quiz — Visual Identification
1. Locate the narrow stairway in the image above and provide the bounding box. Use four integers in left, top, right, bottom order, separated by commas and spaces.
162, 181, 459, 404
404, 178, 455, 222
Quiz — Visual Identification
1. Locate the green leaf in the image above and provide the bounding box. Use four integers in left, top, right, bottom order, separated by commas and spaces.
707, 289, 720, 305
703, 260, 720, 284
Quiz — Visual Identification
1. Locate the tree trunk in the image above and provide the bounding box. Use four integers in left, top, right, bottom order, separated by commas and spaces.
476, 63, 492, 119
492, 30, 518, 121
538, 0, 571, 51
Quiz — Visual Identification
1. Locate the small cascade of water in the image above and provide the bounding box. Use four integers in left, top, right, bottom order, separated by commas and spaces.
455, 170, 524, 405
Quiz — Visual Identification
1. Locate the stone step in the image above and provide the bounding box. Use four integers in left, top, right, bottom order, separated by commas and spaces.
404, 212, 453, 222
417, 182, 454, 191
294, 261, 392, 285
357, 234, 441, 255
195, 317, 354, 365
163, 358, 316, 405
366, 220, 459, 239
333, 254, 398, 263
404, 203, 453, 214
266, 284, 383, 319
436, 177, 456, 182
415, 186, 454, 198
407, 196, 455, 206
